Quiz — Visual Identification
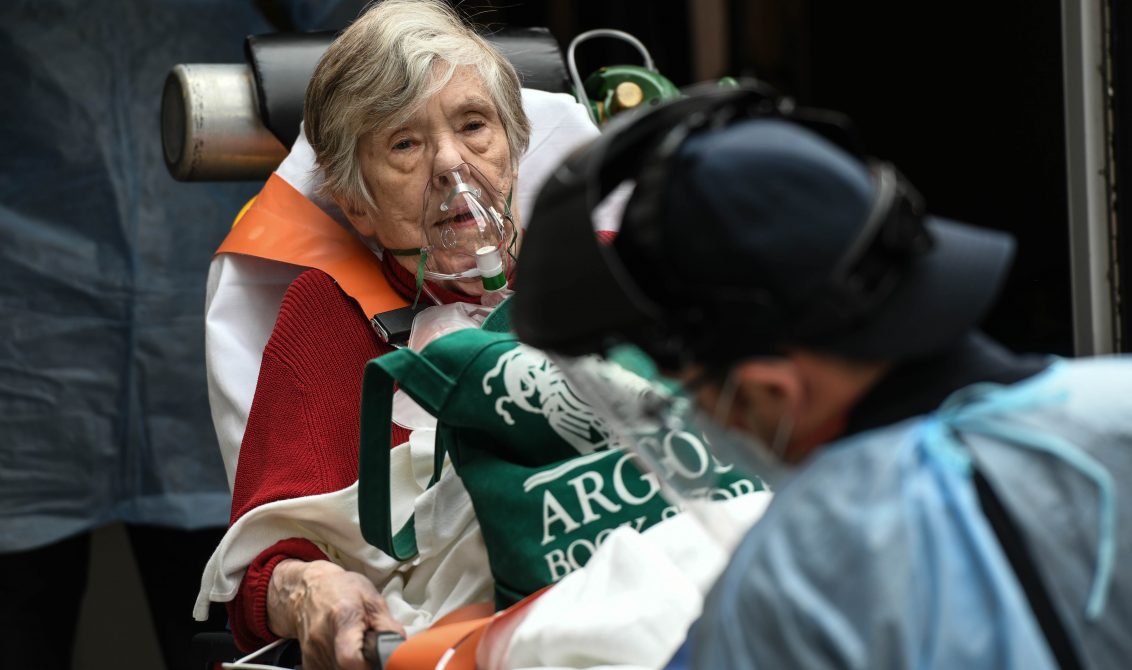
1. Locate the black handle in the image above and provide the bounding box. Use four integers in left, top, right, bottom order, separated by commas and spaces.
363, 629, 407, 669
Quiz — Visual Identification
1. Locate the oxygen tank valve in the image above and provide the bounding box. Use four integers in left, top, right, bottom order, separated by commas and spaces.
567, 29, 680, 126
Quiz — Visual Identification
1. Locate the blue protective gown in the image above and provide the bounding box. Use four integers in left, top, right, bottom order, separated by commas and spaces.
692, 357, 1132, 668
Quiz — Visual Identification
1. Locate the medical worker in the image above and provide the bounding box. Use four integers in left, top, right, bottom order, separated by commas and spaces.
511, 86, 1132, 668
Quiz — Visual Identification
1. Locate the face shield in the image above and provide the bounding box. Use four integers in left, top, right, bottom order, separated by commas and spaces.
409, 162, 516, 286
548, 345, 776, 554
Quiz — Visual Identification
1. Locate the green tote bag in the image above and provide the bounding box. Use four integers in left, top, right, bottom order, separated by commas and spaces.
358, 324, 761, 608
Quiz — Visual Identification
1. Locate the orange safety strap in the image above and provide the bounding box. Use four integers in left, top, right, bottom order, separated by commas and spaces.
475, 587, 552, 669
386, 588, 552, 670
441, 622, 488, 668
216, 173, 409, 317
385, 617, 488, 670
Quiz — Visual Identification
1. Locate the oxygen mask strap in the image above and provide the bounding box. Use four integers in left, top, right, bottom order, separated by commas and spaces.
412, 252, 428, 309
381, 246, 428, 308
503, 188, 519, 264
386, 247, 422, 257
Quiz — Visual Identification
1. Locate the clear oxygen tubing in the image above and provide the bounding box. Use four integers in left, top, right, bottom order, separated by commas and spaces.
220, 638, 287, 670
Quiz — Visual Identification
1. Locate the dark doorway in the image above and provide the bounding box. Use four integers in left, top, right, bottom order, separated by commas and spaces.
477, 0, 1074, 355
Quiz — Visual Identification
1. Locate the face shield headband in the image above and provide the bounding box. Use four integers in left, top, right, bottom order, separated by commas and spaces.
511, 82, 934, 370
385, 162, 518, 294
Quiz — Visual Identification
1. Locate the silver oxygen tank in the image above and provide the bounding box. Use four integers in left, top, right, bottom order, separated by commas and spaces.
161, 64, 286, 181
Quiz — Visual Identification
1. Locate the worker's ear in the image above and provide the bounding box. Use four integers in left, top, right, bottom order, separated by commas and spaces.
723, 359, 803, 439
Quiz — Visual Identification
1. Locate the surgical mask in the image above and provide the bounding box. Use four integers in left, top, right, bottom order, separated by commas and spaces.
387, 162, 516, 290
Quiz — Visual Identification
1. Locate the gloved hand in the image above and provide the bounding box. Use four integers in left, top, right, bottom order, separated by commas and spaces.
267, 559, 406, 670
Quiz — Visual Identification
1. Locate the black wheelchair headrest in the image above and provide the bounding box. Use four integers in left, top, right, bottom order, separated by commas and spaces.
246, 27, 570, 149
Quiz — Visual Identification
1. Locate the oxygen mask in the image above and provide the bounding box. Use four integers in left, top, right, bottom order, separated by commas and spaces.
412, 162, 516, 287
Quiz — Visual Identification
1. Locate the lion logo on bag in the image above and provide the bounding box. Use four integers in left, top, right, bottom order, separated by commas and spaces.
482, 345, 614, 453
484, 346, 661, 454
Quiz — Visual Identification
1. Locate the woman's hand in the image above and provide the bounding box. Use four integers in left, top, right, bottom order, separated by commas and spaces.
267, 559, 406, 670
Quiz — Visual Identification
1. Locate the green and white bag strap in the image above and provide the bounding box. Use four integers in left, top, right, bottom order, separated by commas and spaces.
358, 348, 454, 561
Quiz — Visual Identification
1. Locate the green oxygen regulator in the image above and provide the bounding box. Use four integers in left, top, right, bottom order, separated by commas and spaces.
567, 29, 680, 126
567, 29, 740, 126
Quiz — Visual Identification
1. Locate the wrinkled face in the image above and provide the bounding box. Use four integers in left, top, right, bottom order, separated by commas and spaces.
349, 65, 518, 296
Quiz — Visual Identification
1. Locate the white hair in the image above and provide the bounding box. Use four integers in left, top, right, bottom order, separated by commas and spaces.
304, 0, 531, 212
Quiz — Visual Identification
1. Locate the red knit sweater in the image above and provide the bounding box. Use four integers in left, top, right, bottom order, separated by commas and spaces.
227, 259, 478, 650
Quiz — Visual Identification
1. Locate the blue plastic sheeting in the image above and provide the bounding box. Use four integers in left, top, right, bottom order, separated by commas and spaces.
0, 1, 283, 552
271, 0, 370, 31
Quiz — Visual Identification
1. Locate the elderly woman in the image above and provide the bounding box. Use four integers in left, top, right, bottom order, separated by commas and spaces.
195, 2, 602, 668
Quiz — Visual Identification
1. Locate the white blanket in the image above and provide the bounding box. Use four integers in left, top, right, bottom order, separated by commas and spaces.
503, 493, 772, 670
196, 449, 772, 668
194, 395, 496, 635
194, 389, 774, 662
